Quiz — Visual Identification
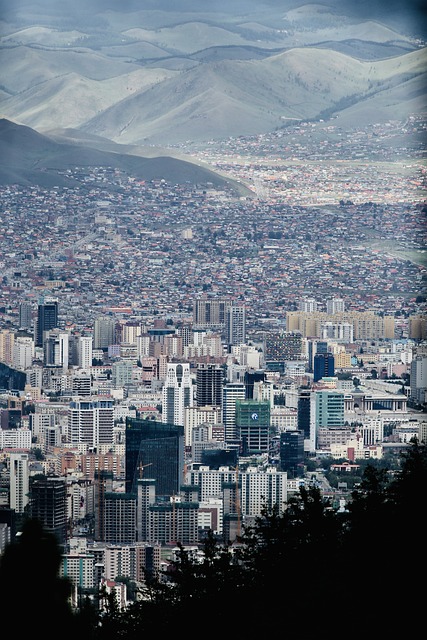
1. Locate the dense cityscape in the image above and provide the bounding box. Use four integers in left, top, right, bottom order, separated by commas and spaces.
0, 115, 426, 616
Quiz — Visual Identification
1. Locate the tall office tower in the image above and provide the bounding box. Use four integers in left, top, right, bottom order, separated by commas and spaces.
19, 302, 33, 330
9, 452, 29, 514
162, 362, 193, 427
125, 417, 185, 498
280, 430, 305, 478
327, 297, 345, 314
78, 335, 93, 369
410, 355, 427, 406
222, 382, 245, 441
226, 303, 246, 348
68, 399, 114, 449
104, 492, 137, 544
35, 297, 58, 347
43, 329, 69, 370
297, 388, 312, 440
244, 369, 266, 399
299, 298, 318, 312
196, 363, 223, 407
235, 399, 270, 455
93, 316, 116, 350
310, 390, 345, 451
12, 336, 34, 371
193, 297, 230, 330
94, 470, 114, 541
307, 339, 328, 372
313, 352, 335, 382
29, 476, 67, 545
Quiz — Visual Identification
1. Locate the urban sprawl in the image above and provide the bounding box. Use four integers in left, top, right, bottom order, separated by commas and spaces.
0, 117, 426, 609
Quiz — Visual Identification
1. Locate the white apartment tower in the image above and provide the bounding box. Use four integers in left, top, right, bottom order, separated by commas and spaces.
68, 399, 114, 449
13, 336, 34, 370
226, 304, 246, 347
222, 382, 245, 441
78, 336, 93, 370
162, 362, 193, 427
327, 298, 346, 314
9, 452, 30, 514
299, 298, 318, 313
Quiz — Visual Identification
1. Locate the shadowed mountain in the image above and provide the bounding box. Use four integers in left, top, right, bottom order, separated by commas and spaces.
0, 118, 251, 193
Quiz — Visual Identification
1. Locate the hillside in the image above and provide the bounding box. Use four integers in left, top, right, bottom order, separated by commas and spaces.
0, 118, 250, 192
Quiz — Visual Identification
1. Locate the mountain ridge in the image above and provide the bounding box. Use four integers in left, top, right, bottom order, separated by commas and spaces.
0, 118, 251, 193
0, 1, 426, 149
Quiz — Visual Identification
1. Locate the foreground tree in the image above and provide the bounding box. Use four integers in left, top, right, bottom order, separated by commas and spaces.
2, 441, 425, 637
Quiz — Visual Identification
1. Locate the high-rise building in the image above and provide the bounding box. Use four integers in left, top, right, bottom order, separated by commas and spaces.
265, 331, 302, 362
313, 352, 335, 382
0, 329, 15, 365
112, 360, 133, 388
307, 339, 328, 373
299, 298, 318, 312
94, 470, 113, 542
68, 399, 114, 449
410, 355, 427, 406
12, 336, 34, 371
193, 297, 230, 330
78, 336, 93, 369
19, 302, 33, 330
280, 430, 305, 478
93, 316, 116, 350
43, 329, 69, 370
244, 369, 266, 399
9, 452, 29, 514
310, 390, 345, 446
297, 388, 311, 440
162, 362, 193, 427
222, 382, 245, 442
104, 492, 137, 544
125, 417, 185, 498
326, 297, 345, 314
235, 399, 270, 455
196, 363, 223, 407
29, 476, 67, 545
226, 303, 246, 347
35, 298, 58, 347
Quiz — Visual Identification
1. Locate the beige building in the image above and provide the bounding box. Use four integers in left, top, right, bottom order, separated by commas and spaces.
286, 311, 394, 340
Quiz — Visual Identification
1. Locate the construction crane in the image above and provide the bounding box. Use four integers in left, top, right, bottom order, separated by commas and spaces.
138, 461, 153, 479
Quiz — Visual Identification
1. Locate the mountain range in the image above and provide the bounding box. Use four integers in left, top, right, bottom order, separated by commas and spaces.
1, 0, 426, 151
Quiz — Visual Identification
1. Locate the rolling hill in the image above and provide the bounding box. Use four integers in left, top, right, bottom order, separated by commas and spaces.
0, 1, 426, 149
0, 118, 251, 193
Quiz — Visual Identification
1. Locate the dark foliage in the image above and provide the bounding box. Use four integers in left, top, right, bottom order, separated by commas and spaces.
1, 441, 425, 637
